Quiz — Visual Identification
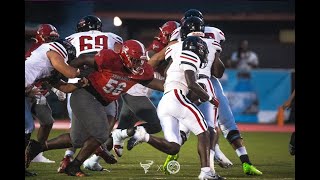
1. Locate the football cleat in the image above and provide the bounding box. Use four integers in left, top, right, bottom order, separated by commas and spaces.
25, 169, 37, 177
127, 137, 142, 151
243, 162, 262, 175
31, 152, 55, 163
25, 139, 43, 168
198, 170, 226, 180
57, 155, 73, 173
214, 152, 233, 168
162, 154, 179, 174
65, 161, 87, 177
83, 158, 104, 171
95, 145, 117, 164
112, 129, 125, 157
127, 126, 148, 151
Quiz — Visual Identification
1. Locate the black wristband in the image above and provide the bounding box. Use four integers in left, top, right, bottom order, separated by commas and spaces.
73, 82, 83, 88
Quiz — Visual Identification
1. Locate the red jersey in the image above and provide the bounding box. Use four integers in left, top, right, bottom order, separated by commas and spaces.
146, 38, 168, 76
88, 49, 154, 103
146, 38, 166, 53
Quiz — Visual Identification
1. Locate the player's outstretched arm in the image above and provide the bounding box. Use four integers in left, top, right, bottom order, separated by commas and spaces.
51, 77, 89, 93
211, 51, 225, 78
144, 78, 164, 92
148, 41, 177, 68
47, 50, 80, 78
70, 53, 96, 68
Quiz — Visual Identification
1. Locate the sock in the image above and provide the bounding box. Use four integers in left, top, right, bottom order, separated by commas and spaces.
214, 144, 223, 157
236, 147, 251, 165
201, 167, 211, 173
235, 146, 247, 156
121, 129, 129, 139
144, 133, 150, 142
65, 149, 75, 157
209, 149, 215, 173
88, 154, 101, 162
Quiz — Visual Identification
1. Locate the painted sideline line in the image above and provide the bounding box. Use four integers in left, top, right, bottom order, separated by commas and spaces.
34, 119, 295, 132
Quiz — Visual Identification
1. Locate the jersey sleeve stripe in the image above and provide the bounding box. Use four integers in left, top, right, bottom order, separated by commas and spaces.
180, 55, 198, 63
219, 31, 225, 37
49, 43, 66, 59
212, 42, 221, 47
181, 61, 197, 71
66, 37, 74, 42
165, 48, 172, 56
53, 42, 68, 57
112, 37, 123, 44
171, 30, 179, 36
181, 52, 198, 60
115, 36, 123, 43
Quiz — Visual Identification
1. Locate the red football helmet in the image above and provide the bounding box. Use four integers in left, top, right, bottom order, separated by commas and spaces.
35, 24, 60, 43
158, 21, 180, 45
120, 40, 147, 75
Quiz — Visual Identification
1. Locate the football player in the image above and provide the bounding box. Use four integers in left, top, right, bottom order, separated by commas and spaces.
25, 24, 60, 167
25, 39, 164, 177
57, 15, 122, 172
150, 9, 262, 176
25, 37, 88, 175
112, 20, 180, 158
131, 36, 226, 180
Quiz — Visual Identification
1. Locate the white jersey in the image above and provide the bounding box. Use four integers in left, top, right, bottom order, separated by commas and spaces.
197, 38, 219, 78
66, 30, 123, 57
170, 26, 225, 78
157, 42, 208, 141
66, 30, 123, 83
25, 42, 69, 87
164, 42, 202, 96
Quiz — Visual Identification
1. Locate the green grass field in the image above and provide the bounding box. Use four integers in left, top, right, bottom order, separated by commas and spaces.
27, 129, 295, 179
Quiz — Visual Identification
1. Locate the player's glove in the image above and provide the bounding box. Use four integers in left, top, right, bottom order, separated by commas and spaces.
51, 87, 66, 101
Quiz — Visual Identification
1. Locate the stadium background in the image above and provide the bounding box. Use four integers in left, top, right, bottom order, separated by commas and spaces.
25, 1, 295, 124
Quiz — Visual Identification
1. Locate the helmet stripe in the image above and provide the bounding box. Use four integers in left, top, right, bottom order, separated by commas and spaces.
133, 40, 146, 54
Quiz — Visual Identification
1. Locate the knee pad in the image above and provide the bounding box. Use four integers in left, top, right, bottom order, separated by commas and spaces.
226, 130, 242, 144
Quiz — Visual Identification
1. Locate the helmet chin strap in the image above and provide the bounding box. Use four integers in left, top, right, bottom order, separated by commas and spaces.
131, 67, 144, 75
